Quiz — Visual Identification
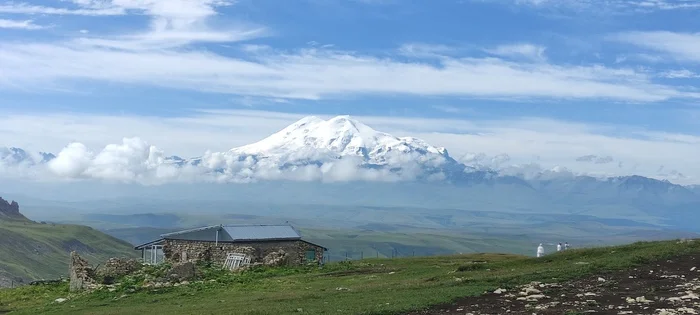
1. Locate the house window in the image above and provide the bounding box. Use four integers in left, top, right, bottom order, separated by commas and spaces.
223, 253, 251, 270
305, 249, 316, 262
143, 245, 164, 265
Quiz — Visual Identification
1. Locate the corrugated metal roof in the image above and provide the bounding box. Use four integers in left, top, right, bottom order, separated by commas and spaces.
134, 238, 165, 250
158, 224, 302, 242
160, 225, 220, 238
221, 225, 301, 241
134, 224, 328, 250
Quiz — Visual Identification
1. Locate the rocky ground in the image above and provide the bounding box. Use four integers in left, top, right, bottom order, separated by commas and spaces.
408, 254, 700, 315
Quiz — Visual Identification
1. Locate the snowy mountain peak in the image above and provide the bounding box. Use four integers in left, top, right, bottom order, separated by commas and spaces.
232, 115, 392, 156
0, 147, 55, 165
228, 115, 457, 174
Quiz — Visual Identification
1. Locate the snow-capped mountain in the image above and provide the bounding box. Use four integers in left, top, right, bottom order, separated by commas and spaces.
0, 147, 55, 165
149, 115, 469, 182
229, 115, 459, 170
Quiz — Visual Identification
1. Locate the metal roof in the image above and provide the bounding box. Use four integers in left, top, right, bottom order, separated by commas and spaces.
160, 225, 220, 238
222, 225, 301, 241
134, 238, 165, 250
159, 224, 302, 242
133, 224, 327, 250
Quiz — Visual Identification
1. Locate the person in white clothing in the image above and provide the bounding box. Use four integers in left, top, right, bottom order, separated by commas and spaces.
557, 243, 562, 252
564, 242, 570, 250
537, 243, 545, 257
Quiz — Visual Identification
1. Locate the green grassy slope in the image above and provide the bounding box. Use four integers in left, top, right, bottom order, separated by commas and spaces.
299, 228, 537, 260
0, 220, 138, 287
1, 239, 697, 315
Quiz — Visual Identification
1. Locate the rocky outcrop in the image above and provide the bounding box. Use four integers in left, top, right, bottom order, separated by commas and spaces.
0, 197, 27, 220
167, 262, 196, 282
69, 251, 95, 292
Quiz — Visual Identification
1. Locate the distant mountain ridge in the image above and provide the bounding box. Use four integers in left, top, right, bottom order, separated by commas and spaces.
0, 115, 696, 189
0, 147, 55, 166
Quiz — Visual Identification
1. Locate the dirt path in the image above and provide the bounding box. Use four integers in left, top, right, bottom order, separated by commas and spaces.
407, 254, 700, 315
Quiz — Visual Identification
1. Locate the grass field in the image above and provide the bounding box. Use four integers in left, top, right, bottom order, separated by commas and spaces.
1, 239, 698, 315
0, 220, 138, 287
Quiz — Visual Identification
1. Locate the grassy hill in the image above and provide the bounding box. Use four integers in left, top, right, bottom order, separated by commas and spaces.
1, 239, 698, 314
0, 220, 138, 288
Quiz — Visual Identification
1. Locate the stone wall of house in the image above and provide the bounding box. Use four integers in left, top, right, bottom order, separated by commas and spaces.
162, 239, 324, 267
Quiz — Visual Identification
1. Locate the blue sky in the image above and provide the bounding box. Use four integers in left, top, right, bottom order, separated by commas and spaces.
1, 0, 700, 183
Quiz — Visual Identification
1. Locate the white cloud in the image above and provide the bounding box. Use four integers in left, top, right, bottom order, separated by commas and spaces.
0, 3, 124, 15
1, 110, 700, 185
0, 42, 694, 102
610, 31, 700, 63
0, 19, 46, 30
659, 69, 700, 79
398, 43, 457, 58
48, 143, 94, 177
1, 0, 264, 50
0, 1, 695, 102
38, 136, 413, 185
485, 44, 547, 61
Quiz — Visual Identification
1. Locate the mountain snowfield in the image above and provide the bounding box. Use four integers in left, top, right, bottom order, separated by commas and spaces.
0, 115, 687, 185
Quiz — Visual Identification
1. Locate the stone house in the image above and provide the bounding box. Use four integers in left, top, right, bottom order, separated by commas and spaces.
134, 224, 327, 268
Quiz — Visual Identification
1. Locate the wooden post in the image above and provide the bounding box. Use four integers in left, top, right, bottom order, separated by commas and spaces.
361, 251, 364, 260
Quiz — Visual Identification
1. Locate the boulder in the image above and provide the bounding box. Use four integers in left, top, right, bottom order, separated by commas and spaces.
167, 262, 196, 282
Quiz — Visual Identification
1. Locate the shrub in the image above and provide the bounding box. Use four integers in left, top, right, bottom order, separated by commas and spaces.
456, 263, 487, 272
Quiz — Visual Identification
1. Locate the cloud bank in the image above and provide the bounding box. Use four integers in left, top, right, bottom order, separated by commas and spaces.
14, 137, 423, 185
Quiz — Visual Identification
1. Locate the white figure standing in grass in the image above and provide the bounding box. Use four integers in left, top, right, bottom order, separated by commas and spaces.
537, 243, 545, 257
564, 242, 570, 250
557, 243, 562, 252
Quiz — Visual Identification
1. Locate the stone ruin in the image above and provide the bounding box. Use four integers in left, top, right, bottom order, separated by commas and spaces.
96, 257, 142, 284
67, 248, 298, 292
68, 252, 201, 292
69, 251, 96, 292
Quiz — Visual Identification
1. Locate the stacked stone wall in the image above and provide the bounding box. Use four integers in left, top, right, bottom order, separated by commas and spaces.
162, 239, 324, 266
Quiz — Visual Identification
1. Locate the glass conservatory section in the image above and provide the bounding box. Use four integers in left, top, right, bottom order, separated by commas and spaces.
142, 245, 164, 265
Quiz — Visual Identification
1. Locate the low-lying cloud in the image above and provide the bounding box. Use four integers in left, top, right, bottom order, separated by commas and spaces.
7, 137, 434, 185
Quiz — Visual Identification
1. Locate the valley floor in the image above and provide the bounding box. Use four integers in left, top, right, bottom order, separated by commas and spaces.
0, 239, 698, 315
